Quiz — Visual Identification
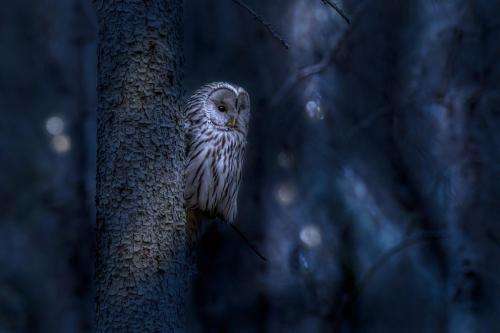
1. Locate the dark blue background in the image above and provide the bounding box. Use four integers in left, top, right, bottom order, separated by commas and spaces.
1, 0, 500, 332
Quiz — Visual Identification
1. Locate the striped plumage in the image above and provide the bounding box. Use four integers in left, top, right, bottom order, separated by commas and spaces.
185, 82, 251, 224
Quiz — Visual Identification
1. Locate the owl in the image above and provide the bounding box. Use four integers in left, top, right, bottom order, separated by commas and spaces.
184, 82, 251, 229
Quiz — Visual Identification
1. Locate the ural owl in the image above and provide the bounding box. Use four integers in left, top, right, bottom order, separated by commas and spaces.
185, 82, 251, 228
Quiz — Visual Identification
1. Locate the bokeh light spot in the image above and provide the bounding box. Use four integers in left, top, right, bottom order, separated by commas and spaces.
305, 100, 324, 120
45, 116, 65, 136
51, 135, 71, 153
275, 182, 297, 205
300, 225, 322, 248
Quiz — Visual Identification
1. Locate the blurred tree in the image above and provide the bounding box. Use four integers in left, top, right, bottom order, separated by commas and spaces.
0, 0, 96, 331
93, 0, 188, 331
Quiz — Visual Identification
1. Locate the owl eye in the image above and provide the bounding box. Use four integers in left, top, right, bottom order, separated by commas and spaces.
217, 105, 227, 112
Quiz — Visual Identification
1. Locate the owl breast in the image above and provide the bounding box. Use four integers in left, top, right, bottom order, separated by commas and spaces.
185, 130, 245, 223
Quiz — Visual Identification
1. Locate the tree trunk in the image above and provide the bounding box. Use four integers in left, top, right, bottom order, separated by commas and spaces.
94, 0, 188, 332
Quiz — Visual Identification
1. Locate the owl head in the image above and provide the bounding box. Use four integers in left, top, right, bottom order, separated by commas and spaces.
189, 82, 250, 135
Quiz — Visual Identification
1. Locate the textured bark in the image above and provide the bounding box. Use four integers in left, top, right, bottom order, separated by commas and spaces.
94, 0, 187, 332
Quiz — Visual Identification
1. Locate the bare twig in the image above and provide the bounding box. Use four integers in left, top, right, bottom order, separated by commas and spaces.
321, 0, 350, 25
271, 48, 335, 106
356, 231, 446, 294
270, 29, 351, 107
344, 109, 391, 140
230, 224, 268, 262
232, 0, 289, 50
268, 2, 372, 106
332, 230, 447, 332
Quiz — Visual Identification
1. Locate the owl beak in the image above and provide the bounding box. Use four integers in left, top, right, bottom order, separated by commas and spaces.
227, 117, 238, 128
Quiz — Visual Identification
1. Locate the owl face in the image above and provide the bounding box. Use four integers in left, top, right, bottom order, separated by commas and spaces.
203, 85, 250, 134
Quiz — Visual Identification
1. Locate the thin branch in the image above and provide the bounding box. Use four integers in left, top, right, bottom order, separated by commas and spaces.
267, 2, 369, 106
231, 224, 268, 262
356, 231, 446, 294
332, 230, 447, 332
232, 0, 289, 50
271, 48, 334, 106
321, 0, 350, 25
270, 29, 351, 107
344, 109, 391, 140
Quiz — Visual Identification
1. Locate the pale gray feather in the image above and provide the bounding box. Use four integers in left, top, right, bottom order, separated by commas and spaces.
184, 82, 250, 223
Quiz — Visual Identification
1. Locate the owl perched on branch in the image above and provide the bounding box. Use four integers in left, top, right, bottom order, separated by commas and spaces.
185, 82, 251, 233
